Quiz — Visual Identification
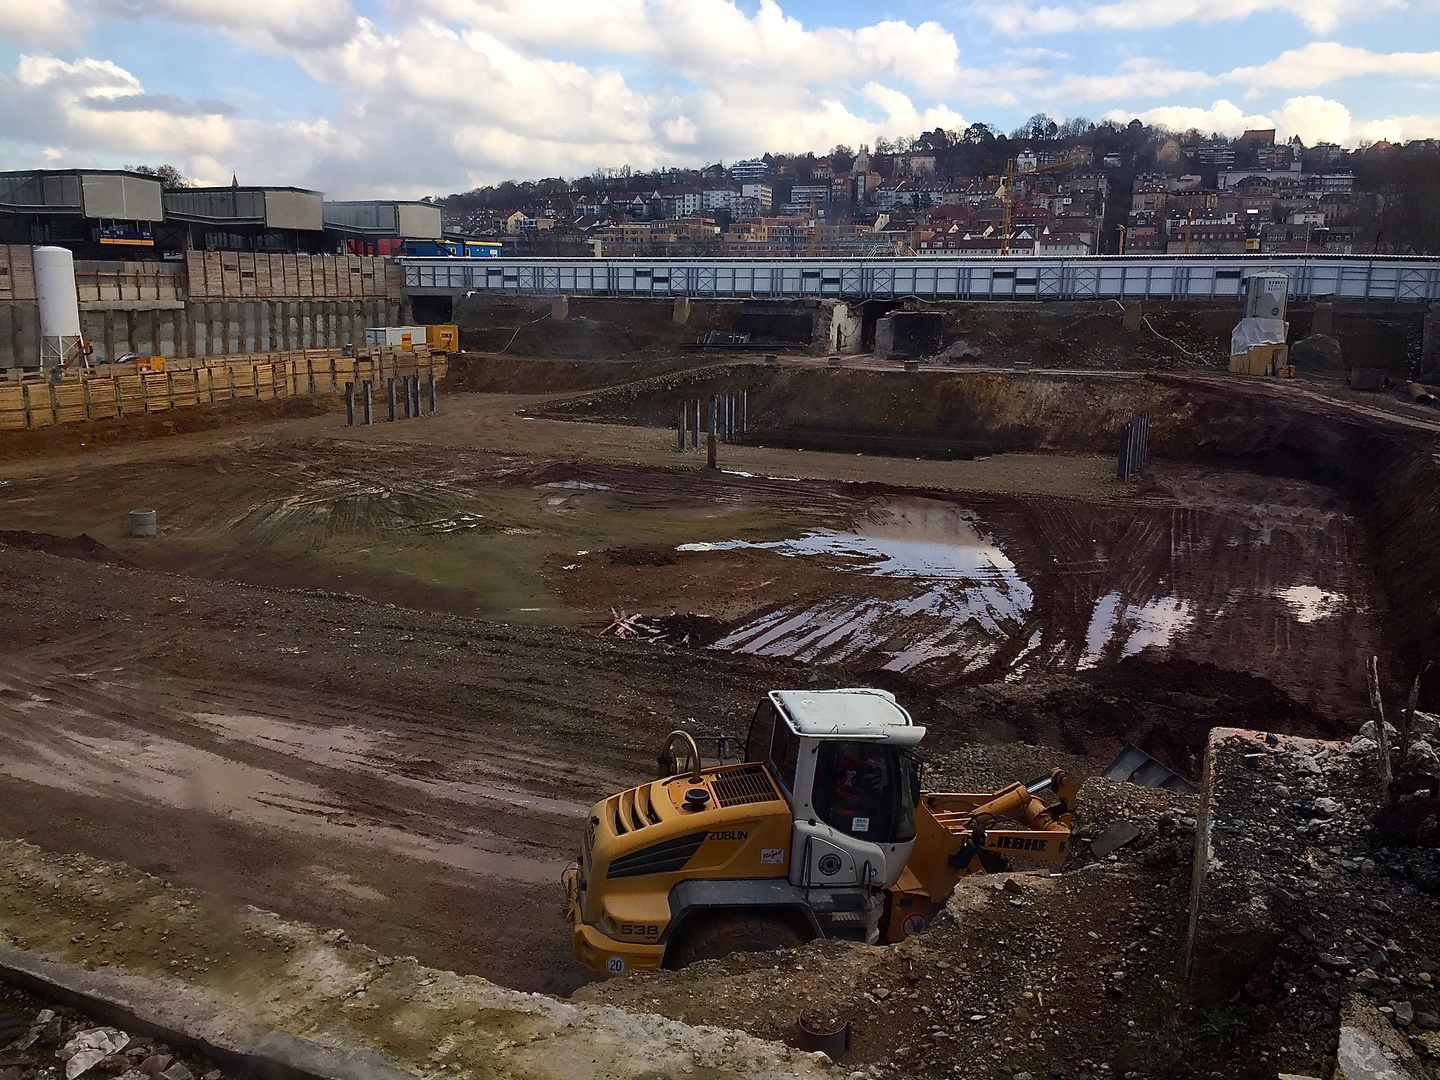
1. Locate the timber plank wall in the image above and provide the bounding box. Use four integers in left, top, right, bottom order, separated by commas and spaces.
0, 347, 445, 430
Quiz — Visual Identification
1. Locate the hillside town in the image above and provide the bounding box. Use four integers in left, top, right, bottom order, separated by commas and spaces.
433, 119, 1439, 259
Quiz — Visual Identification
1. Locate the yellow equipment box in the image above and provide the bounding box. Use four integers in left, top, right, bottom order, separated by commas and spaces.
1229, 343, 1289, 377
426, 325, 459, 351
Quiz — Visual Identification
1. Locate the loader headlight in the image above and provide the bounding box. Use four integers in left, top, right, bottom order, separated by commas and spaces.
596, 912, 622, 939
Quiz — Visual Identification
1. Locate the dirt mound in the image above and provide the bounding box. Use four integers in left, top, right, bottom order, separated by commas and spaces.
0, 395, 341, 461
881, 658, 1338, 783
454, 295, 744, 360
0, 530, 130, 565
605, 545, 676, 566
443, 353, 719, 393
538, 366, 1190, 456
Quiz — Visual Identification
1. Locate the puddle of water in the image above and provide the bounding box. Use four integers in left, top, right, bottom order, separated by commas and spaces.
1278, 585, 1345, 623
693, 501, 1033, 672
1078, 593, 1195, 669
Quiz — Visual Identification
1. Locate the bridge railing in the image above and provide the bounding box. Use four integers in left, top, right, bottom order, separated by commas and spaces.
401, 254, 1440, 303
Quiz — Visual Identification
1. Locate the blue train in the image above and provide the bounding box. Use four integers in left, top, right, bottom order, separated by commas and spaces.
405, 238, 504, 258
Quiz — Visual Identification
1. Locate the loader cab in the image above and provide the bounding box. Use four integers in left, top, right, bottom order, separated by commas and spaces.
747, 689, 925, 922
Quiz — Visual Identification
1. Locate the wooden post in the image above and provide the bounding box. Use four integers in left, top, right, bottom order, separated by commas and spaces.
192, 369, 201, 406
252, 365, 260, 398
307, 358, 315, 394
207, 367, 216, 404
228, 366, 236, 401
21, 383, 31, 428
48, 380, 59, 424
166, 371, 175, 411
142, 374, 151, 414
345, 381, 355, 426
113, 376, 122, 418
1368, 655, 1393, 799
82, 376, 91, 421
330, 357, 338, 392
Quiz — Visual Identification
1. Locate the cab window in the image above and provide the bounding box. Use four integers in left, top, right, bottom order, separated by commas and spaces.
812, 742, 917, 843
745, 700, 776, 763
747, 700, 800, 794
769, 715, 800, 794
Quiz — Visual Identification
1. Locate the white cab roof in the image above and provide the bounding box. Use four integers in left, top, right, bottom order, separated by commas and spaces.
770, 689, 925, 745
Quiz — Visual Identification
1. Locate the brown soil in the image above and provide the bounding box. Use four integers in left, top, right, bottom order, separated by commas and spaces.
443, 353, 728, 394
1, 340, 1438, 1075
0, 395, 342, 461
0, 529, 130, 564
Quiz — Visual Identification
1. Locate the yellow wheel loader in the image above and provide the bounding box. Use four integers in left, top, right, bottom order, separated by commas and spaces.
564, 688, 1076, 979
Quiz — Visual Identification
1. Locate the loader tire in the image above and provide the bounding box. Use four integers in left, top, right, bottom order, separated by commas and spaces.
673, 912, 807, 967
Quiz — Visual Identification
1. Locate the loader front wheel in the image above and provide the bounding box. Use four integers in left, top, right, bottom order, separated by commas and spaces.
672, 912, 807, 967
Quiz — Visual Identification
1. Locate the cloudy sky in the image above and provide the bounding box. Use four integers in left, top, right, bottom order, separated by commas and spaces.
0, 0, 1436, 197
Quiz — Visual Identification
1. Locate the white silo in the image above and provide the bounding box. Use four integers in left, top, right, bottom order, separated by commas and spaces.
34, 246, 84, 370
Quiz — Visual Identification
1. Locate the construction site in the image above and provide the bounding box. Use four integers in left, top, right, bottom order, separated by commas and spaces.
2, 256, 1440, 1080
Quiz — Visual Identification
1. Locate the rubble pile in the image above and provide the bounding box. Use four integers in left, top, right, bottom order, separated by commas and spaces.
581, 778, 1205, 1080
1184, 728, 1440, 1076
0, 981, 225, 1080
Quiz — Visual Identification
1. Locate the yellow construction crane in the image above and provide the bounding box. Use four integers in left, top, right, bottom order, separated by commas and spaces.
993, 151, 1084, 255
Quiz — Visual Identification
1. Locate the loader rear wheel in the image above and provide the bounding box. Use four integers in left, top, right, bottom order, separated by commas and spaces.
673, 912, 807, 967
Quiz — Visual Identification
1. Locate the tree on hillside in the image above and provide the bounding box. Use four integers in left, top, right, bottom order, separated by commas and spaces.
125, 164, 192, 189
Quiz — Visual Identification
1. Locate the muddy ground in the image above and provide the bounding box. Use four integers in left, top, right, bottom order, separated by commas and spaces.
1, 349, 1437, 1057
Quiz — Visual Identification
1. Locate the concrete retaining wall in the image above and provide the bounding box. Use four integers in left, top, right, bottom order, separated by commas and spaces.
3, 299, 402, 368
0, 246, 405, 370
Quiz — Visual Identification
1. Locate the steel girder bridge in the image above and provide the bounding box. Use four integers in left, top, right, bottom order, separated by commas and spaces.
401, 254, 1440, 304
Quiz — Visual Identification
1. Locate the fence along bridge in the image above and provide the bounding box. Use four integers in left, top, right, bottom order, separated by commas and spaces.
402, 255, 1440, 303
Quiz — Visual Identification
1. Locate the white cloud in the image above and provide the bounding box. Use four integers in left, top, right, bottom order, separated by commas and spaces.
92, 0, 355, 50
412, 0, 966, 95
1103, 94, 1440, 145
0, 54, 238, 167
1051, 59, 1218, 102
0, 0, 82, 46
1227, 42, 1440, 90
1100, 98, 1272, 135
980, 0, 1404, 36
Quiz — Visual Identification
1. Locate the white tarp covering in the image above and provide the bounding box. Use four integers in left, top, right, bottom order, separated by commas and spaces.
1231, 317, 1289, 356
